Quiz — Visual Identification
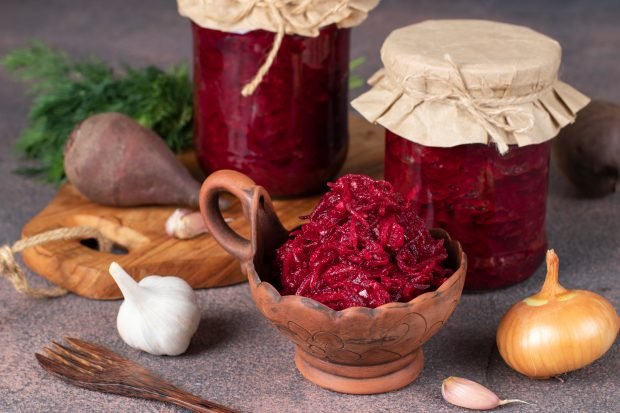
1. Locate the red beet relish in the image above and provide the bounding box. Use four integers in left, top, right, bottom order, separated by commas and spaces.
384, 130, 550, 290
276, 174, 451, 311
192, 23, 350, 196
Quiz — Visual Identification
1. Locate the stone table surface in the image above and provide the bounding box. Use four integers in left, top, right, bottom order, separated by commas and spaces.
0, 0, 618, 412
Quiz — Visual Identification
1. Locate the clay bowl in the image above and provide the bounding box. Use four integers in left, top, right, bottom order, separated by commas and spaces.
199, 170, 467, 395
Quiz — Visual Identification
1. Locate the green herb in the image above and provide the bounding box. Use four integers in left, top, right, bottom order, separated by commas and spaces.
349, 56, 366, 90
2, 42, 193, 184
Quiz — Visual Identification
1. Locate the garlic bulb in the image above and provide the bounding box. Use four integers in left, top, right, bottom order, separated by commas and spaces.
109, 262, 201, 356
497, 250, 619, 378
441, 377, 528, 410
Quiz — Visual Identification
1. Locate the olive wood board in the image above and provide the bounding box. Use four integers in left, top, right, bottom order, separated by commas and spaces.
21, 116, 384, 299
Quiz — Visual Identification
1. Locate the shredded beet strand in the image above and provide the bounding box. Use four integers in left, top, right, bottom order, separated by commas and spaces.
276, 174, 452, 311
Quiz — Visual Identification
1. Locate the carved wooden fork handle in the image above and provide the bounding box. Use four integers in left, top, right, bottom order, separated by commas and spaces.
36, 338, 239, 413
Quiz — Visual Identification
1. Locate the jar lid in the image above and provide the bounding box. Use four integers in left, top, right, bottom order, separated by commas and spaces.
352, 20, 590, 153
178, 0, 380, 36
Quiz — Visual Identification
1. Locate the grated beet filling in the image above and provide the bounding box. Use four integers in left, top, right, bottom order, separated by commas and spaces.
276, 174, 451, 311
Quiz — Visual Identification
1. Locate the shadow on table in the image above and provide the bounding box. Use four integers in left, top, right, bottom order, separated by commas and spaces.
186, 315, 239, 355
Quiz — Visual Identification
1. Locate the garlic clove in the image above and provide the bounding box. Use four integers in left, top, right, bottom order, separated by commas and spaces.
165, 208, 234, 240
441, 377, 529, 411
165, 208, 207, 239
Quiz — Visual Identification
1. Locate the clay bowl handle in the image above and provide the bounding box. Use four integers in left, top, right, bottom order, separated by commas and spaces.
199, 170, 288, 266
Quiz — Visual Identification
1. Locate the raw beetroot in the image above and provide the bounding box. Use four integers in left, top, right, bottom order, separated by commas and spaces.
276, 174, 451, 311
64, 113, 201, 208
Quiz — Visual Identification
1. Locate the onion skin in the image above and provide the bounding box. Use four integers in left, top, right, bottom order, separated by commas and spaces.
497, 250, 619, 379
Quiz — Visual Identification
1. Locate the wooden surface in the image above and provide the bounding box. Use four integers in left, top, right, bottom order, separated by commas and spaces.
20, 116, 384, 300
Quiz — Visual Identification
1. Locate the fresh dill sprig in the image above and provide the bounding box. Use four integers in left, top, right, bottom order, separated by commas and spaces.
2, 42, 194, 184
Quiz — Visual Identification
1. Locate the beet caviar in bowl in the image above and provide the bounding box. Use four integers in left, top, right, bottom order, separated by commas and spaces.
199, 170, 467, 395
276, 174, 454, 311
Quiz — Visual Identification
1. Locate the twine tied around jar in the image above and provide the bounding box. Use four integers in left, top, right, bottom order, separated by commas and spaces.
241, 0, 287, 97
0, 226, 111, 298
397, 54, 544, 154
186, 0, 351, 97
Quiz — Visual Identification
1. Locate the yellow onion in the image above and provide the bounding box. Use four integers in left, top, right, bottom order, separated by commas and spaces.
497, 250, 619, 379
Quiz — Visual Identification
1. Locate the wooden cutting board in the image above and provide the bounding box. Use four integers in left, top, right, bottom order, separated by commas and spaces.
21, 116, 384, 300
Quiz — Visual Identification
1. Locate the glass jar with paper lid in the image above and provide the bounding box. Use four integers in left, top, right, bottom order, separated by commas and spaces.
352, 20, 590, 290
178, 0, 380, 196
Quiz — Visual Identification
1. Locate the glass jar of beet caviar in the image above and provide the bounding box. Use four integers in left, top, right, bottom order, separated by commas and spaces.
192, 24, 349, 196
353, 20, 589, 290
178, 0, 381, 196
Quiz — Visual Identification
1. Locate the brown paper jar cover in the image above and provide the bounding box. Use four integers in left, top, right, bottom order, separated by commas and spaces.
351, 19, 590, 153
177, 0, 380, 36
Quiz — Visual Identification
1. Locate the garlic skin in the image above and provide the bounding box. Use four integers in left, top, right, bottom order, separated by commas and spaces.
109, 262, 201, 356
441, 377, 527, 410
497, 250, 619, 379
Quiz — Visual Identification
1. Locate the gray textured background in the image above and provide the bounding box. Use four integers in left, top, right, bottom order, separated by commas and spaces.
0, 1, 618, 412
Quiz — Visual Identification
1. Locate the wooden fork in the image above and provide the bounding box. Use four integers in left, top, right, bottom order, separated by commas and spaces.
35, 337, 238, 413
